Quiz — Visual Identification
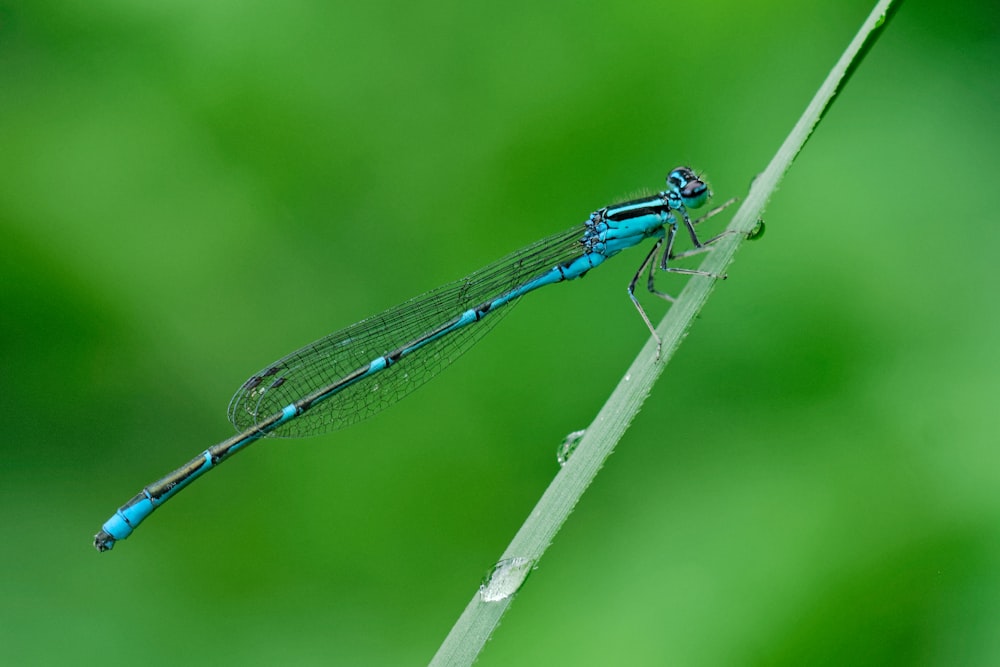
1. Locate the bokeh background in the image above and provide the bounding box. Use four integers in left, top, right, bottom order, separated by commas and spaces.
2, 1, 998, 665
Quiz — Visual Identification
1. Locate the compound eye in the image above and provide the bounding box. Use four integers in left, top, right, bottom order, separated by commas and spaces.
666, 166, 696, 190
680, 179, 709, 209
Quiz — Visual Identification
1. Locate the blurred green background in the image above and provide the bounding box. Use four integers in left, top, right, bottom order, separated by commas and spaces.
2, 1, 999, 665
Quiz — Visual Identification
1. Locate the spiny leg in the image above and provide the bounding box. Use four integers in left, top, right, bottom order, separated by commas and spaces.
670, 197, 742, 262
646, 236, 671, 301
660, 219, 719, 277
694, 196, 739, 229
647, 225, 687, 298
628, 237, 667, 356
649, 201, 736, 302
681, 205, 706, 248
627, 197, 741, 358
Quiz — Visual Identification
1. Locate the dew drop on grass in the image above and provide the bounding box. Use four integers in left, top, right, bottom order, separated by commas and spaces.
479, 557, 534, 602
747, 218, 766, 240
556, 429, 586, 466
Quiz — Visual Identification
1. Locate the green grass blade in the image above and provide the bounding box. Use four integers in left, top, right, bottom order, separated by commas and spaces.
430, 1, 902, 664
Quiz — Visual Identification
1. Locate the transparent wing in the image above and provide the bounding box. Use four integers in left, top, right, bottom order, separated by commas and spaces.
228, 223, 588, 437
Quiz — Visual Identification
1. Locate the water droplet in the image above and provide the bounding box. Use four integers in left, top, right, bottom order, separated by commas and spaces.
624, 373, 631, 382
479, 557, 534, 602
556, 430, 586, 466
370, 383, 379, 393
747, 218, 765, 240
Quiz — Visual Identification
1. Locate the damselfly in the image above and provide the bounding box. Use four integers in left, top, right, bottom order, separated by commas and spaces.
94, 166, 734, 551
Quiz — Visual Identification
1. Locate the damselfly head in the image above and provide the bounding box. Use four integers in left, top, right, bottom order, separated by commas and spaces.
667, 166, 710, 210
